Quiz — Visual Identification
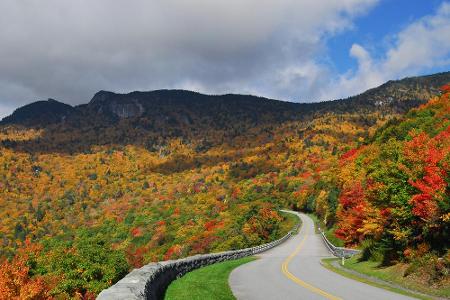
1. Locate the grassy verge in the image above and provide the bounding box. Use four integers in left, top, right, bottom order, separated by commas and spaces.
280, 210, 301, 235
322, 256, 448, 299
342, 256, 449, 298
306, 213, 343, 247
165, 211, 297, 299
165, 256, 256, 300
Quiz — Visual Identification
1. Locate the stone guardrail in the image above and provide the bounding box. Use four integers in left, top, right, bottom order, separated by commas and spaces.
97, 212, 300, 300
319, 228, 360, 258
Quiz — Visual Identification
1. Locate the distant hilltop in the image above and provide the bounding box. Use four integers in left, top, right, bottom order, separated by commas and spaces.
1, 71, 449, 128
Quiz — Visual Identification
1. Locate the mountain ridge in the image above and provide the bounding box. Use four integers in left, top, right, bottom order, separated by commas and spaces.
2, 71, 449, 127
0, 98, 74, 126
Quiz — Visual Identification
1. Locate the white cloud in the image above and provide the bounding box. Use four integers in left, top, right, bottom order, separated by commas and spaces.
350, 44, 372, 72
0, 0, 378, 117
327, 2, 450, 100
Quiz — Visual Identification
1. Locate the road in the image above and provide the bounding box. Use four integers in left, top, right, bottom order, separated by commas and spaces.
229, 212, 414, 300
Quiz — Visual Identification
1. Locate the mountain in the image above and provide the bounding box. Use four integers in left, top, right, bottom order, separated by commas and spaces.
84, 89, 301, 126
0, 98, 74, 126
2, 71, 450, 129
1, 72, 449, 154
306, 71, 448, 115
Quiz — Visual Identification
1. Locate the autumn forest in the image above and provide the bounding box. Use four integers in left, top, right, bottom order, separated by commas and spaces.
0, 72, 449, 298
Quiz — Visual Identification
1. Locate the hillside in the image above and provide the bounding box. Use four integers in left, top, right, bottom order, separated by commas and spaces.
296, 84, 450, 291
0, 99, 74, 127
0, 72, 449, 298
1, 72, 449, 155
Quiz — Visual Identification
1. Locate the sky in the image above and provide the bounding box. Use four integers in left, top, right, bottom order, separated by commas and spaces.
0, 0, 450, 118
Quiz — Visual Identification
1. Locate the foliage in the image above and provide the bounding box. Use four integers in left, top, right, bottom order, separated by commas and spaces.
334, 85, 450, 263
0, 241, 53, 300
0, 80, 448, 297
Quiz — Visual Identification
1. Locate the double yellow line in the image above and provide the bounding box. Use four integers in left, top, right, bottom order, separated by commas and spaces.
281, 226, 342, 300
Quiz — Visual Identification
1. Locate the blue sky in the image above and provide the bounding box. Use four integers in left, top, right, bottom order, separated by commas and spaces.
0, 0, 449, 117
315, 0, 450, 102
329, 0, 440, 72
328, 0, 447, 76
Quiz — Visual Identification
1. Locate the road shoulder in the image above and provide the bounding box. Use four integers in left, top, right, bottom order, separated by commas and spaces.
320, 258, 439, 300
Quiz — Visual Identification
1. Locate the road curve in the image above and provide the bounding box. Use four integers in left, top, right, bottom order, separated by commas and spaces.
229, 212, 414, 300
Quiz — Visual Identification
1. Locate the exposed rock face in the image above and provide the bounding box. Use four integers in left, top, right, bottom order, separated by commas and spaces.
108, 99, 144, 119
89, 91, 145, 119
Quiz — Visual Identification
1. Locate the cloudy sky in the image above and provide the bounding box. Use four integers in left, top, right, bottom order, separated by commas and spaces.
0, 0, 450, 118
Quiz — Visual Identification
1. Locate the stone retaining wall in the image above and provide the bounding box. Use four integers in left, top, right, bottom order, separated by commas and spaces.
97, 214, 300, 300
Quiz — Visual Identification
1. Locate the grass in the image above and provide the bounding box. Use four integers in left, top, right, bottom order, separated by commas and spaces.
342, 256, 450, 298
322, 256, 449, 299
280, 210, 301, 235
306, 213, 344, 247
321, 258, 429, 299
165, 257, 256, 300
165, 211, 299, 300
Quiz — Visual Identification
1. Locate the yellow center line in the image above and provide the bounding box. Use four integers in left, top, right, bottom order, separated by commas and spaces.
281, 226, 343, 300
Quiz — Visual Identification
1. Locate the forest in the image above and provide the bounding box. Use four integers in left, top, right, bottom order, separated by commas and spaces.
0, 74, 449, 298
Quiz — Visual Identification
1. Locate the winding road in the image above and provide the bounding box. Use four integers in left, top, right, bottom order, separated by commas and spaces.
229, 212, 414, 300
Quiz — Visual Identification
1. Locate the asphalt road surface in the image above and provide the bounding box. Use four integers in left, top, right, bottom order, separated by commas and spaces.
229, 212, 414, 300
